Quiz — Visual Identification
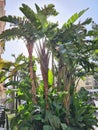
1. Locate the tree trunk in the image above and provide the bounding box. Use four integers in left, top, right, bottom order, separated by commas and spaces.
41, 67, 49, 109
63, 84, 70, 124
26, 43, 37, 104
60, 65, 71, 125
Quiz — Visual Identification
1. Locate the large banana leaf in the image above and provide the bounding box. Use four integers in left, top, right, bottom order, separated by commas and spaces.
0, 28, 23, 41
63, 8, 89, 28
20, 4, 41, 28
0, 15, 23, 25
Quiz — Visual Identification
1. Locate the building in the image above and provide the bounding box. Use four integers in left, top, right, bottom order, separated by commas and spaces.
84, 75, 95, 89
0, 0, 6, 58
0, 83, 6, 104
0, 0, 6, 105
77, 75, 98, 91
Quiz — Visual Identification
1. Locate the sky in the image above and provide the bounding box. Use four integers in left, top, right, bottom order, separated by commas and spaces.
2, 0, 98, 61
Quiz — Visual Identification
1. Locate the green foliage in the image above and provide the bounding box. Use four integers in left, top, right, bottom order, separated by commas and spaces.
70, 92, 98, 130
0, 15, 22, 25
63, 8, 89, 28
20, 4, 41, 28
0, 3, 98, 130
39, 4, 59, 17
43, 125, 53, 130
2, 53, 98, 130
0, 58, 13, 70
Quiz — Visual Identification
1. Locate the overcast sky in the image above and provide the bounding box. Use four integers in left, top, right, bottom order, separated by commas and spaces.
2, 0, 98, 61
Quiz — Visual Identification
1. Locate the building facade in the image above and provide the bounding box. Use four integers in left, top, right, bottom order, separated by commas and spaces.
0, 0, 5, 58
77, 75, 97, 91
84, 75, 95, 89
0, 0, 6, 105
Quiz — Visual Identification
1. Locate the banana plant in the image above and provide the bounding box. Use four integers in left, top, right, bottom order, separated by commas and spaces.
0, 3, 98, 130
0, 3, 58, 104
47, 9, 98, 124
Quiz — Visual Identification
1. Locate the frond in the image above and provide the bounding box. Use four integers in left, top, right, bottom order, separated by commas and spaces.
35, 4, 41, 13
41, 4, 59, 17
0, 15, 23, 25
20, 4, 39, 24
0, 28, 23, 41
19, 4, 58, 29
63, 8, 89, 28
81, 18, 92, 25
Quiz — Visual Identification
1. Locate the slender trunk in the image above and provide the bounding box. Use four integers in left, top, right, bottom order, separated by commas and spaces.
26, 43, 37, 104
62, 66, 71, 124
63, 83, 70, 124
41, 67, 49, 109
57, 58, 64, 90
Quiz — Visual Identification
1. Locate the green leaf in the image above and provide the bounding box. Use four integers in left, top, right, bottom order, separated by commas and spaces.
32, 114, 42, 121
18, 91, 23, 96
0, 28, 22, 41
4, 81, 18, 87
18, 105, 24, 112
0, 58, 13, 69
48, 69, 53, 85
41, 4, 59, 17
95, 49, 98, 54
0, 15, 22, 25
35, 3, 41, 13
43, 125, 53, 130
48, 115, 61, 129
20, 3, 40, 25
81, 18, 92, 25
63, 8, 89, 28
61, 123, 68, 130
78, 8, 89, 17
